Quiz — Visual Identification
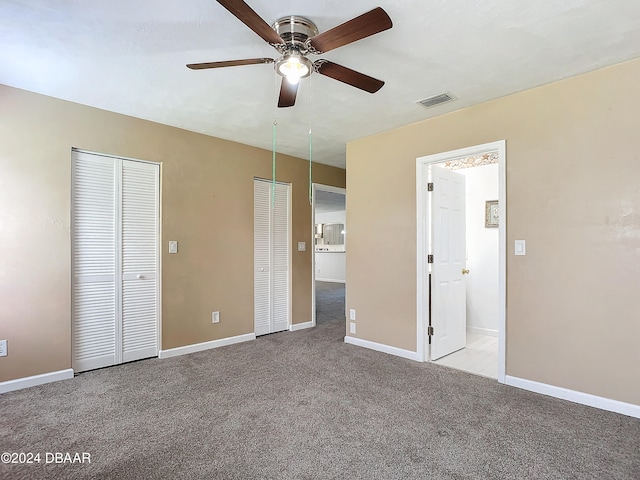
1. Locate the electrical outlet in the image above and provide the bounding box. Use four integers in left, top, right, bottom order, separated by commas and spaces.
212, 311, 220, 324
349, 309, 356, 320
0, 339, 7, 357
349, 322, 356, 334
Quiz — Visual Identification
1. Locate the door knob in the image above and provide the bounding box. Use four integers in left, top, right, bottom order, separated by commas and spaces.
462, 269, 469, 275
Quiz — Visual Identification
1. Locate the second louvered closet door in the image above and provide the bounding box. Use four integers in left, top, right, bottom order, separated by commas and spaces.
254, 179, 291, 336
121, 160, 159, 363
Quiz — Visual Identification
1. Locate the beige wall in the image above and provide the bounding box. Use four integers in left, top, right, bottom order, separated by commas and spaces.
0, 84, 345, 382
347, 58, 640, 405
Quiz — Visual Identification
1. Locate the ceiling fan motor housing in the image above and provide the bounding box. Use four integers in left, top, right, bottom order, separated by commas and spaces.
272, 16, 319, 80
272, 16, 319, 54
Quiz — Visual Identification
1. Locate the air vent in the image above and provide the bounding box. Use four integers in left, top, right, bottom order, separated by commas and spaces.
417, 92, 455, 109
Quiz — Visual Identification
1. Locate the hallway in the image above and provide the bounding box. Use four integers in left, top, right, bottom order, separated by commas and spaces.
315, 281, 345, 325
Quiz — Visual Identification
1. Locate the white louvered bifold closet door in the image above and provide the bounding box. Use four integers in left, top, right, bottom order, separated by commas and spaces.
253, 179, 291, 336
254, 180, 272, 336
271, 182, 290, 333
121, 160, 159, 363
72, 151, 159, 373
72, 152, 117, 372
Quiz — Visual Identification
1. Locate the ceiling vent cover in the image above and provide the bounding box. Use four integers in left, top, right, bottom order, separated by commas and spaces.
417, 92, 455, 109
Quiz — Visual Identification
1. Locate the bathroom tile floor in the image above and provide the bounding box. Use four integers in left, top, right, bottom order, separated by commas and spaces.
432, 333, 498, 379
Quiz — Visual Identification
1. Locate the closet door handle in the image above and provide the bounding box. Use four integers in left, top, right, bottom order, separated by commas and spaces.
137, 274, 144, 279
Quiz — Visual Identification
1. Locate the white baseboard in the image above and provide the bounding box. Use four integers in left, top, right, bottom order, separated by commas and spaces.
159, 333, 255, 359
467, 326, 498, 337
316, 278, 346, 283
344, 336, 420, 362
505, 375, 640, 419
289, 321, 313, 332
0, 369, 75, 394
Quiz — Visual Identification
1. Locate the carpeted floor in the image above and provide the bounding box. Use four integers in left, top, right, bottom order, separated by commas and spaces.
315, 281, 345, 326
1, 290, 639, 479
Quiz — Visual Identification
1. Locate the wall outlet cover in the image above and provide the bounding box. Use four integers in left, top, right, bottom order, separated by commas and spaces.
0, 339, 7, 357
349, 309, 356, 320
349, 322, 356, 334
212, 311, 220, 323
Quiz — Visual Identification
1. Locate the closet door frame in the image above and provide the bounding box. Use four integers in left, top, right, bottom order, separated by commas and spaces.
71, 148, 162, 371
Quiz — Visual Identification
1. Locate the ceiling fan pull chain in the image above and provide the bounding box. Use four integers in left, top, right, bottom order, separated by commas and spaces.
308, 128, 313, 206
272, 119, 277, 209
308, 76, 313, 206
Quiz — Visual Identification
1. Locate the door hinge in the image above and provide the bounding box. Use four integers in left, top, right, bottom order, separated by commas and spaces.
427, 254, 434, 263
427, 182, 434, 191
427, 326, 434, 336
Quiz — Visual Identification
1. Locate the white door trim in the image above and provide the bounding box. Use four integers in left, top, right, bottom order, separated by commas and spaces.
311, 183, 347, 327
416, 140, 506, 383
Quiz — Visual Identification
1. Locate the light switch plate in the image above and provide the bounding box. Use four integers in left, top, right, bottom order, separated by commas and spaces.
297, 241, 306, 252
169, 241, 178, 254
349, 322, 356, 334
349, 309, 356, 320
515, 240, 526, 256
0, 339, 7, 357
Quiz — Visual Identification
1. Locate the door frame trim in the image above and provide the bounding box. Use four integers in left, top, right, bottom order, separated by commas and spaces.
415, 140, 506, 383
311, 183, 346, 327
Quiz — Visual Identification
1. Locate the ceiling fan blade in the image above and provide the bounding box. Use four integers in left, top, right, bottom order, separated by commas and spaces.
216, 0, 284, 45
278, 79, 298, 108
315, 60, 384, 93
187, 58, 274, 70
308, 7, 392, 53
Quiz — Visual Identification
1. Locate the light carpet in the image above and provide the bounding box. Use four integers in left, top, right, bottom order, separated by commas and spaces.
1, 283, 638, 479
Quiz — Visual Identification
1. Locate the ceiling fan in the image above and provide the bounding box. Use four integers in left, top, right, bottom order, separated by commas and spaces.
187, 0, 393, 107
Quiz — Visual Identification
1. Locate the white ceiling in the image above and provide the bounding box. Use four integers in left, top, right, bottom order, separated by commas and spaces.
1, 1, 639, 169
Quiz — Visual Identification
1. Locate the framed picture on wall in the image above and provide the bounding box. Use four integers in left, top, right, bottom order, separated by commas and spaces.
485, 200, 499, 228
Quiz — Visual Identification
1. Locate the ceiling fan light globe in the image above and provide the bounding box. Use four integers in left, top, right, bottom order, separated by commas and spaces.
286, 75, 301, 85
275, 54, 312, 84
278, 57, 309, 78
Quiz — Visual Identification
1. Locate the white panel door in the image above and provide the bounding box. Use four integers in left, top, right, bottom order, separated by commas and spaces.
254, 179, 291, 336
430, 165, 467, 360
121, 160, 159, 362
72, 152, 117, 372
72, 151, 159, 372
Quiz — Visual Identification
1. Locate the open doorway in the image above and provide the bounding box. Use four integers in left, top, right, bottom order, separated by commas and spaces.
416, 141, 506, 383
312, 184, 346, 327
